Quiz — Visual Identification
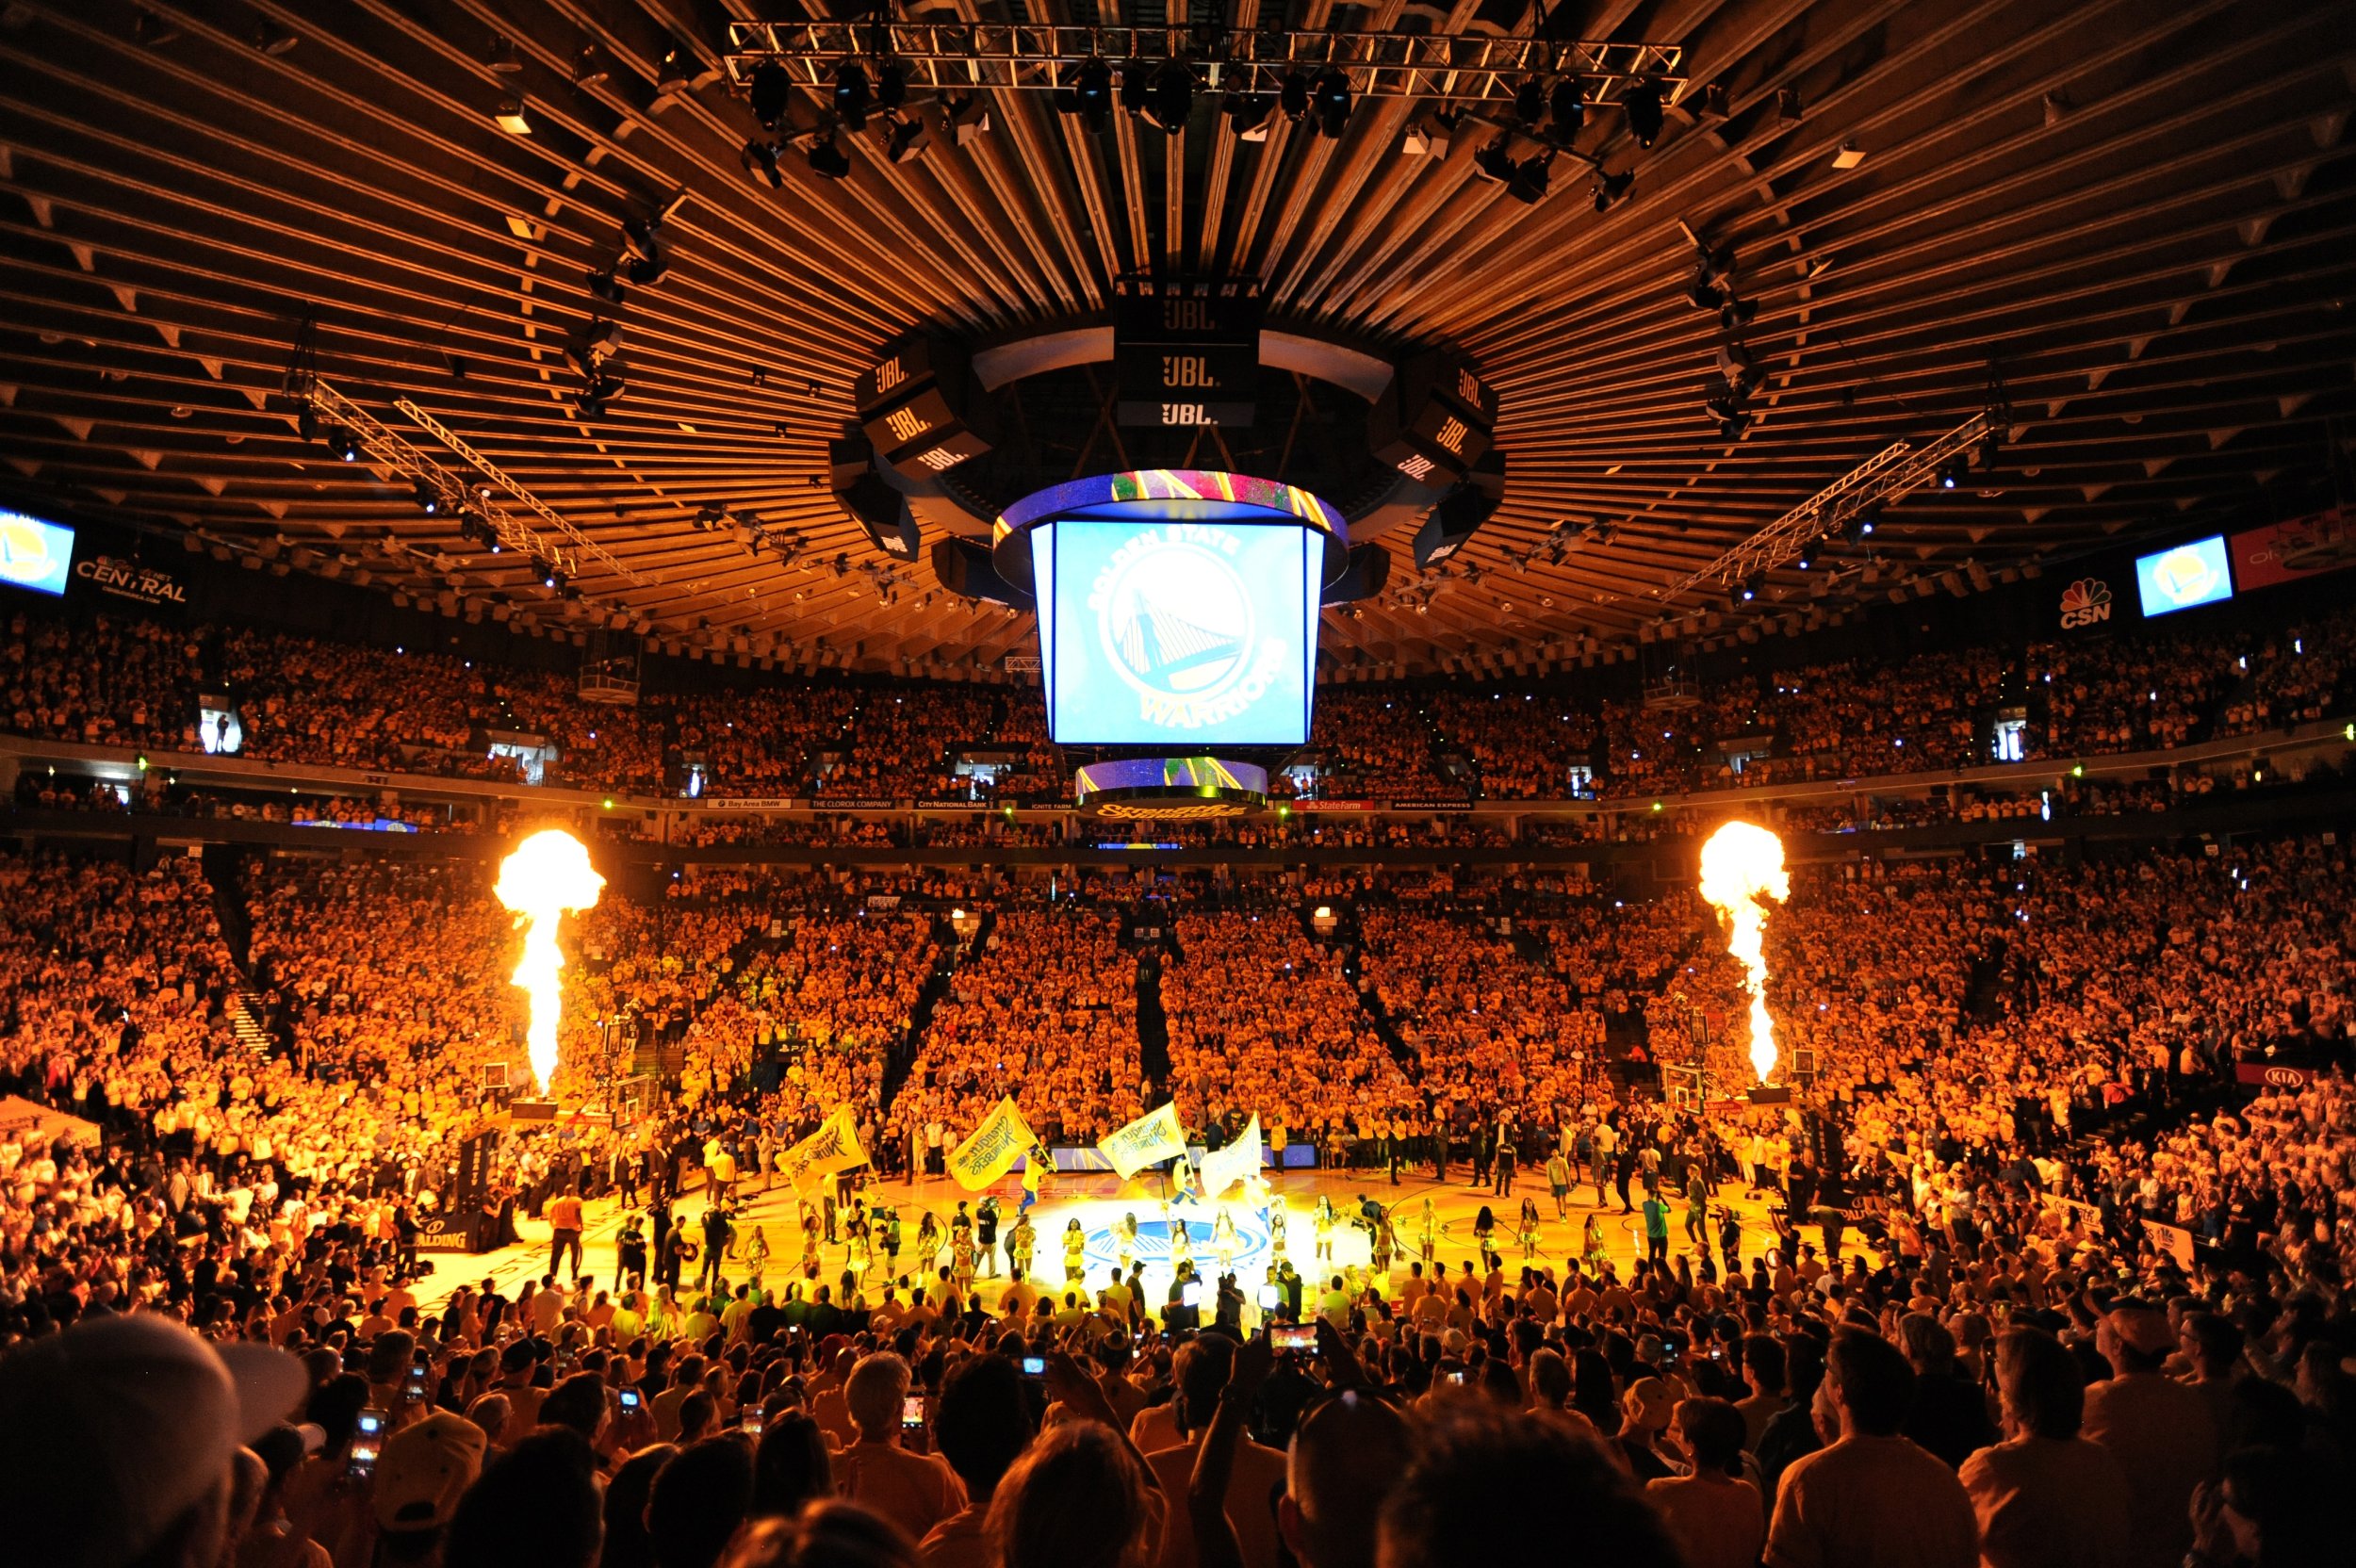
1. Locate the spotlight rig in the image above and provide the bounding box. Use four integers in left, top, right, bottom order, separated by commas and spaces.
722, 25, 1684, 147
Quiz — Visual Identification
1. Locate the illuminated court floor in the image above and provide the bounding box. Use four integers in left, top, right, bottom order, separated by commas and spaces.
417, 1161, 1848, 1317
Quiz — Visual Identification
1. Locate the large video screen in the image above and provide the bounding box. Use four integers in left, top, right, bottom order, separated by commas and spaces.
2134, 534, 2234, 618
1034, 518, 1318, 745
0, 510, 75, 597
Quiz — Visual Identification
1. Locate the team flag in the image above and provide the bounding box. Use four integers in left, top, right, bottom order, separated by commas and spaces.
1098, 1102, 1187, 1180
947, 1096, 1039, 1191
777, 1107, 868, 1191
1197, 1114, 1263, 1199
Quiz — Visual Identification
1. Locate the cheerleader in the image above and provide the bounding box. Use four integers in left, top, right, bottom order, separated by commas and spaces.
1517, 1198, 1543, 1261
1313, 1197, 1337, 1264
1170, 1216, 1193, 1275
1472, 1204, 1497, 1268
1417, 1198, 1439, 1266
744, 1224, 770, 1292
916, 1209, 942, 1271
1116, 1212, 1140, 1277
1582, 1211, 1609, 1271
846, 1217, 872, 1281
1268, 1205, 1289, 1267
1062, 1218, 1087, 1282
951, 1230, 977, 1297
1212, 1209, 1239, 1276
1371, 1212, 1397, 1277
1009, 1213, 1036, 1280
799, 1200, 822, 1265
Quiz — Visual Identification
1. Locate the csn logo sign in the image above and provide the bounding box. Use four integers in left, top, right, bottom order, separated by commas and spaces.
2057, 578, 2112, 630
1090, 524, 1287, 731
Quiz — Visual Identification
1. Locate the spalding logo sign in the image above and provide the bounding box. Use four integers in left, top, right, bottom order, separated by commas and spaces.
2057, 577, 2112, 629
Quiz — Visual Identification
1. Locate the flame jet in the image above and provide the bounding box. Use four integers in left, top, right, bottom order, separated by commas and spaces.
494, 829, 604, 1094
1697, 821, 1790, 1082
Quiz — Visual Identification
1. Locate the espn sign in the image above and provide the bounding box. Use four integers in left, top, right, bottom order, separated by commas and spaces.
2234, 1062, 2311, 1088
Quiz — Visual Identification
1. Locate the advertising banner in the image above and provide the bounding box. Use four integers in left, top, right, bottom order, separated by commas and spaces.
2229, 509, 2354, 591
2235, 1061, 2311, 1088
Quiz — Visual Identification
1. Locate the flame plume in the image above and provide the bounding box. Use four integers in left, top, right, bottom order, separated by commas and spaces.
494, 829, 604, 1094
1697, 821, 1790, 1083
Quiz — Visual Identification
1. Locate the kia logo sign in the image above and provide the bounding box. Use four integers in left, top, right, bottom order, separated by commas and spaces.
2234, 1062, 2310, 1087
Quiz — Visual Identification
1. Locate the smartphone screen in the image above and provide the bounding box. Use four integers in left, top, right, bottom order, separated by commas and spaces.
1270, 1323, 1317, 1352
901, 1395, 925, 1429
404, 1364, 431, 1402
1019, 1355, 1047, 1377
618, 1388, 643, 1412
350, 1408, 386, 1476
743, 1410, 764, 1436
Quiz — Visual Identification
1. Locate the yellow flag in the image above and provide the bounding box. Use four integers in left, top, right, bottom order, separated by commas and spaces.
946, 1096, 1038, 1191
777, 1107, 868, 1192
1198, 1114, 1263, 1199
1097, 1102, 1186, 1181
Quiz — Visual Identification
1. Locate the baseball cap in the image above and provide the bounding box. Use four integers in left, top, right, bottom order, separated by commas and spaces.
0, 1314, 306, 1568
2108, 1305, 2174, 1357
374, 1410, 488, 1532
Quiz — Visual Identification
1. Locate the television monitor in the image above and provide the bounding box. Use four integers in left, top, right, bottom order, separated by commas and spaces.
0, 510, 74, 596
2133, 535, 2233, 617
1031, 517, 1320, 746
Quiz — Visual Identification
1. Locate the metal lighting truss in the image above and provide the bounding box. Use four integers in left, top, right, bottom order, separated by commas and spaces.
292, 378, 575, 572
392, 399, 651, 588
1662, 407, 2000, 604
722, 23, 1684, 109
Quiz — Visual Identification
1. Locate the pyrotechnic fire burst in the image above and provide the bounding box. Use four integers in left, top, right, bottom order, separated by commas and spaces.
494, 829, 603, 1094
1698, 821, 1790, 1082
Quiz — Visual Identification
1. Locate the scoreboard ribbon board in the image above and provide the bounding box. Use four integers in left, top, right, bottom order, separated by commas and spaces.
1114, 290, 1261, 430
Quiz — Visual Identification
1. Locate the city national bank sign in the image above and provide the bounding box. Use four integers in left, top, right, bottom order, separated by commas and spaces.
76, 553, 186, 607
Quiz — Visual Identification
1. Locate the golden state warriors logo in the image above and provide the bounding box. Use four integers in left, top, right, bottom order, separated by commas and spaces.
0, 513, 72, 596
1091, 525, 1286, 729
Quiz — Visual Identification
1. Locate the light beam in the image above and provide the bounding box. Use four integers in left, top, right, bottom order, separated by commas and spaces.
1697, 821, 1789, 1082
494, 828, 604, 1094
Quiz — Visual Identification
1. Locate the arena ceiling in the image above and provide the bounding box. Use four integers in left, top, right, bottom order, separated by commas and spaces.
0, 0, 2352, 678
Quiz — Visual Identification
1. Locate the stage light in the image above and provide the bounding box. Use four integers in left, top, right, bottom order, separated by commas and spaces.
947, 96, 991, 145
1592, 169, 1633, 210
1279, 70, 1310, 122
1313, 68, 1350, 137
1739, 574, 1761, 602
1939, 458, 1963, 489
587, 268, 625, 307
413, 480, 442, 514
1121, 59, 1153, 118
1720, 411, 1752, 440
531, 556, 553, 585
297, 403, 320, 443
623, 249, 667, 286
749, 62, 793, 131
1147, 59, 1193, 135
834, 60, 872, 131
1067, 57, 1113, 130
327, 428, 360, 462
1472, 135, 1517, 184
579, 370, 623, 416
1844, 510, 1876, 542
1796, 539, 1818, 569
808, 137, 852, 179
887, 116, 929, 163
1688, 272, 1723, 310
1623, 78, 1664, 147
1978, 431, 2002, 468
1550, 77, 1587, 135
493, 97, 532, 135
1225, 92, 1274, 140
742, 139, 784, 188
875, 61, 908, 113
1507, 153, 1553, 204
621, 215, 658, 262
1719, 294, 1759, 331
1513, 77, 1546, 123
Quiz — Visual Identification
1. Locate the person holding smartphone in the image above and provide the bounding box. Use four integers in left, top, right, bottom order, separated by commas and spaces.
830, 1350, 964, 1541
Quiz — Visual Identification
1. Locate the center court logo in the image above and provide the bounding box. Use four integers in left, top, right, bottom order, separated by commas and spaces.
1091, 525, 1287, 729
2057, 578, 2112, 629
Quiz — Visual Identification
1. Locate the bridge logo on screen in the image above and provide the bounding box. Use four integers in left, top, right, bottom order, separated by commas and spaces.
1090, 525, 1288, 730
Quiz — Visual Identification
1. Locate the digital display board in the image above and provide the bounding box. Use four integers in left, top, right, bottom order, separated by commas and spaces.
2134, 535, 2234, 617
1113, 291, 1261, 430
1032, 518, 1317, 746
0, 510, 75, 596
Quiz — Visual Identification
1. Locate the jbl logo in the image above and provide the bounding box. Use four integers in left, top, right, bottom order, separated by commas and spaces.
1161, 299, 1215, 331
1398, 455, 1434, 481
1161, 354, 1215, 388
1456, 368, 1483, 404
918, 448, 958, 471
885, 406, 929, 442
1435, 416, 1468, 454
875, 357, 905, 394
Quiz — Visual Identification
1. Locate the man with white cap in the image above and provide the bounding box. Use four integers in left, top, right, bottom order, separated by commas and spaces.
2083, 1302, 2219, 1568
0, 1313, 307, 1568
